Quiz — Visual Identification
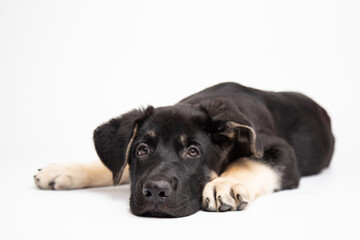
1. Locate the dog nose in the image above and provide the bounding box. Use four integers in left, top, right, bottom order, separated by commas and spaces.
142, 180, 173, 203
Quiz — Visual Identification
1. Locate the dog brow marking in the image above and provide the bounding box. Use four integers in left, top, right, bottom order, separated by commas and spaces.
180, 134, 187, 145
146, 130, 156, 138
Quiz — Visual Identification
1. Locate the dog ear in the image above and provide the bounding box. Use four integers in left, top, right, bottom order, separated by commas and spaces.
199, 98, 263, 159
93, 106, 154, 185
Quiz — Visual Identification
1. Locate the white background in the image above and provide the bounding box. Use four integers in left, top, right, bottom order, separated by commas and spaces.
0, 0, 359, 239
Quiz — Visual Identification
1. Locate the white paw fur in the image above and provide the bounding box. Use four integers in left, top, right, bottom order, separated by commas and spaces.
34, 163, 93, 190
34, 161, 117, 190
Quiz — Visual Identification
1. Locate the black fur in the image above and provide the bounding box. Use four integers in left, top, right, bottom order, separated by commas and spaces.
93, 82, 335, 217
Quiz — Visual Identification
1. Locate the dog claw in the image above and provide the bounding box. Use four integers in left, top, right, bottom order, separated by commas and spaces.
236, 193, 242, 201
203, 198, 210, 209
237, 201, 248, 211
219, 203, 232, 212
49, 181, 55, 190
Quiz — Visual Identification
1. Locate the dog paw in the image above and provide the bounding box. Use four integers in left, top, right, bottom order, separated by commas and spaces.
34, 163, 90, 190
201, 177, 250, 212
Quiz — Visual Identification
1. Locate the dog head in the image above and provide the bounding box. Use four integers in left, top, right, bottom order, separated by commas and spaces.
93, 98, 263, 217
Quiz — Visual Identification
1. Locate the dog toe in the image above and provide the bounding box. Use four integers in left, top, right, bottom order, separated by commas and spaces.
34, 163, 89, 190
201, 183, 217, 211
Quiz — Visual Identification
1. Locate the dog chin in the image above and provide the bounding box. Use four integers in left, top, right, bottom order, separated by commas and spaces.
141, 210, 175, 218
131, 203, 198, 218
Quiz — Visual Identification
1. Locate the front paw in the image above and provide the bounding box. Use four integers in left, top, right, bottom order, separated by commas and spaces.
34, 163, 89, 190
201, 177, 249, 212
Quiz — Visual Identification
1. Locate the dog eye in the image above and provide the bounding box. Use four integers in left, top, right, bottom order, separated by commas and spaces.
186, 146, 200, 158
136, 144, 149, 157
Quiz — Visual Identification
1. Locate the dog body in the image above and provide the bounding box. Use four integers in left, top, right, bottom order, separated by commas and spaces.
34, 82, 334, 217
181, 82, 334, 175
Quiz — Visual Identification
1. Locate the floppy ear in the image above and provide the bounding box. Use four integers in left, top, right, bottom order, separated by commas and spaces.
200, 98, 263, 159
93, 106, 154, 185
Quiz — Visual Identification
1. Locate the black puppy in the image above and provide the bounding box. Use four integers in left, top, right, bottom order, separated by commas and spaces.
34, 82, 335, 217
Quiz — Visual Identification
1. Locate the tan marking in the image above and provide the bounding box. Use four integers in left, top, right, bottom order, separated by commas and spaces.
227, 121, 263, 158
209, 170, 218, 181
180, 134, 187, 145
116, 123, 139, 185
221, 123, 236, 139
221, 157, 280, 200
202, 157, 280, 211
146, 129, 156, 138
34, 161, 130, 190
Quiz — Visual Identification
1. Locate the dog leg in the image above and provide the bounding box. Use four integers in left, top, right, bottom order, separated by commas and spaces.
202, 157, 280, 212
34, 161, 129, 190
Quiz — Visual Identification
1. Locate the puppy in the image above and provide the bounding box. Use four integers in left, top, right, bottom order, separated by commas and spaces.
34, 82, 335, 217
